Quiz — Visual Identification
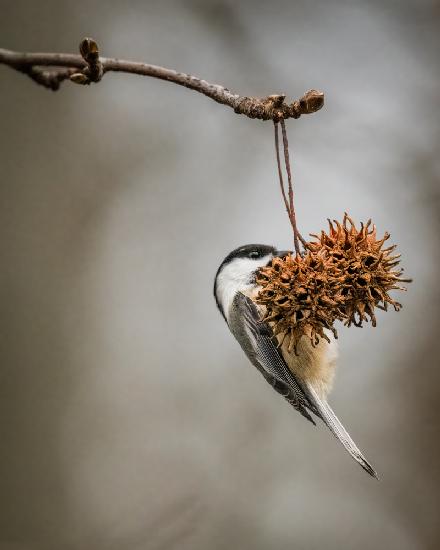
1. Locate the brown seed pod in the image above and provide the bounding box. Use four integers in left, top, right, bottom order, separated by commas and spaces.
255, 251, 342, 354
256, 214, 411, 352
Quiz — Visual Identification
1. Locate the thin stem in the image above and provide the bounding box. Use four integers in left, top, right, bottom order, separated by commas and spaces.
280, 120, 307, 254
274, 122, 292, 220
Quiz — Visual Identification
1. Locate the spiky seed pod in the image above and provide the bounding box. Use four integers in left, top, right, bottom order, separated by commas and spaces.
308, 213, 412, 327
256, 252, 341, 354
256, 213, 411, 352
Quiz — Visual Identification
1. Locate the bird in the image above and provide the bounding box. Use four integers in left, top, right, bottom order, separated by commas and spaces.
214, 243, 377, 478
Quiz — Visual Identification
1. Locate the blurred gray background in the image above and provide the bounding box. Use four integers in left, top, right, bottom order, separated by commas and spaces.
1, 1, 439, 549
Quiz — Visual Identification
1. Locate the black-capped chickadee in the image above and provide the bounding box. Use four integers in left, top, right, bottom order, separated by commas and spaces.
214, 244, 377, 478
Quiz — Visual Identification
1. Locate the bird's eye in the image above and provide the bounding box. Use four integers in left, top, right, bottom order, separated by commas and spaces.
249, 251, 261, 259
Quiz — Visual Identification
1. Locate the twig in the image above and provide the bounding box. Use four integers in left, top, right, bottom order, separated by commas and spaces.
0, 37, 324, 122
1, 36, 323, 251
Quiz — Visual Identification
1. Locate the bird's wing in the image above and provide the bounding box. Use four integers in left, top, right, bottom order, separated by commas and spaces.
237, 292, 378, 478
236, 292, 318, 424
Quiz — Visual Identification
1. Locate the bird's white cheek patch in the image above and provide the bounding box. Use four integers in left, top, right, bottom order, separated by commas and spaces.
216, 278, 243, 323
216, 256, 272, 322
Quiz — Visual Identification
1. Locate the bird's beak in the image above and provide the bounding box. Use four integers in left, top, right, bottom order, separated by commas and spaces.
274, 249, 292, 258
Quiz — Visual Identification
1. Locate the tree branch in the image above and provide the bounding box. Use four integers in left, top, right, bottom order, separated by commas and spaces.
0, 37, 324, 122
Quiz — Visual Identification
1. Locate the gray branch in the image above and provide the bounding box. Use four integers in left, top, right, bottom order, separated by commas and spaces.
0, 37, 324, 122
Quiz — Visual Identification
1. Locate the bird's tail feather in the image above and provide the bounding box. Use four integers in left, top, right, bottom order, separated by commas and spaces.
305, 382, 378, 479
